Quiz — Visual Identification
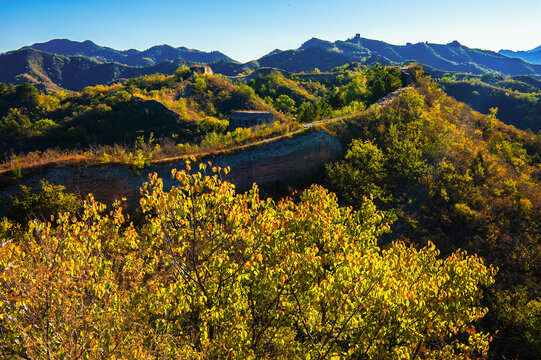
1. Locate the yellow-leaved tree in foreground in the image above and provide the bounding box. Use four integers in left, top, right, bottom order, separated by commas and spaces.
0, 163, 495, 359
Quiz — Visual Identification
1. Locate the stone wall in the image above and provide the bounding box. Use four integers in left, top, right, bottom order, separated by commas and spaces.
229, 111, 274, 130
190, 65, 213, 75
226, 67, 345, 84
0, 130, 343, 214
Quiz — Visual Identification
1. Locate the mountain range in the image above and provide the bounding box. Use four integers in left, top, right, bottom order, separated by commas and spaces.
0, 48, 194, 92
249, 35, 541, 76
499, 45, 541, 65
24, 39, 234, 66
2, 36, 541, 92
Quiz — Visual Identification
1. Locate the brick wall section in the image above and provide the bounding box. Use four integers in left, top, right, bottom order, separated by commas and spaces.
229, 111, 274, 130
0, 130, 343, 215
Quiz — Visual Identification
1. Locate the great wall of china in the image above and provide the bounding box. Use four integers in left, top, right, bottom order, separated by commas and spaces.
0, 68, 413, 214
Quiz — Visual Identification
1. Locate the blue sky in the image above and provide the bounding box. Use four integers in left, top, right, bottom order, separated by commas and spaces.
1, 0, 540, 62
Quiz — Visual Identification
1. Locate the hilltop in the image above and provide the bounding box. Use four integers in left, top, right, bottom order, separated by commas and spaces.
0, 67, 282, 157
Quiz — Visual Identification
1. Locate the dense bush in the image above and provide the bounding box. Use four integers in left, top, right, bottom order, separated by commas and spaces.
323, 75, 541, 359
0, 166, 495, 359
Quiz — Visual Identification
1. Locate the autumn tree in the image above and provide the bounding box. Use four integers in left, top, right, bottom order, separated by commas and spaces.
1, 165, 495, 359
274, 94, 296, 114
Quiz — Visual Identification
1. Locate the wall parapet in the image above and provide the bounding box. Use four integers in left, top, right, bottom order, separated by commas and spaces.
229, 111, 274, 130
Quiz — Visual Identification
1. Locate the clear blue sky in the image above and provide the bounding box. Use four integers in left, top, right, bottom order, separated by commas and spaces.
1, 0, 540, 62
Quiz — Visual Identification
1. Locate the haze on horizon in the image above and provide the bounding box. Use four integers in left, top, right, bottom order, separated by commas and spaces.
1, 0, 540, 63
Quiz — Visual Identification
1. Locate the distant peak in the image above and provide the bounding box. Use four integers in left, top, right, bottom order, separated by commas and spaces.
303, 37, 325, 42
448, 40, 461, 46
148, 44, 174, 49
345, 34, 368, 44
299, 37, 333, 50
32, 38, 72, 46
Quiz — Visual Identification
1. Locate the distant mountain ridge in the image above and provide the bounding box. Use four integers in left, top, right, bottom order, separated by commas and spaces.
212, 35, 541, 76
22, 39, 235, 66
499, 45, 541, 65
256, 35, 541, 75
0, 48, 194, 92
3, 36, 541, 92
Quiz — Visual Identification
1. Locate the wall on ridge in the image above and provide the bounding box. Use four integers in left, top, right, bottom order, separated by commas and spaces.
0, 130, 343, 214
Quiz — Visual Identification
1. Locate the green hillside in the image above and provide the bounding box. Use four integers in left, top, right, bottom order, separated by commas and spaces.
0, 64, 404, 171
435, 73, 541, 132
321, 69, 541, 359
0, 65, 539, 359
0, 67, 278, 158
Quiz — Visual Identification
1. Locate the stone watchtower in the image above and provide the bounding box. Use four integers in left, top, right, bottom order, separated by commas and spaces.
229, 111, 274, 131
190, 65, 213, 76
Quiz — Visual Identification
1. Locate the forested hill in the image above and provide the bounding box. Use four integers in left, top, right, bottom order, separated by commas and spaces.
320, 70, 541, 359
0, 64, 404, 168
431, 71, 541, 132
0, 67, 540, 359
